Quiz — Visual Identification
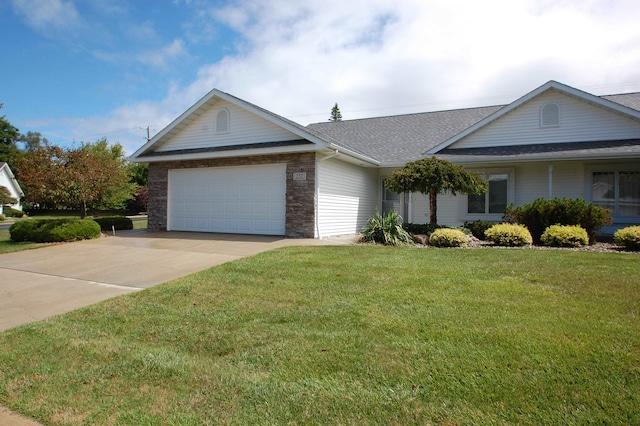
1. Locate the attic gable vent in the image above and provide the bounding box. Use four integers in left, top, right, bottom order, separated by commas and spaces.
216, 108, 230, 133
540, 103, 560, 127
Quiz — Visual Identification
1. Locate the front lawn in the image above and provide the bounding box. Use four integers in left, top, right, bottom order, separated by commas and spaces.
0, 246, 638, 425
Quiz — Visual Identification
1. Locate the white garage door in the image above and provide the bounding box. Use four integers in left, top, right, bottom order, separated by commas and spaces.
169, 165, 286, 235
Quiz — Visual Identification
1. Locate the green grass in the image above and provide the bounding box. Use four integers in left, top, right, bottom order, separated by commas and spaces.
0, 246, 638, 425
0, 229, 48, 253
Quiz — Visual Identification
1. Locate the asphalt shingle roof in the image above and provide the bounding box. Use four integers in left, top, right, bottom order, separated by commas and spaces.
307, 92, 640, 164
307, 105, 504, 164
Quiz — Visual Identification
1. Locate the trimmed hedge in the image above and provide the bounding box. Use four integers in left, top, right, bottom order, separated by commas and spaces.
429, 228, 468, 247
93, 215, 134, 231
503, 198, 611, 244
485, 223, 533, 247
540, 225, 589, 247
9, 219, 101, 243
613, 226, 640, 251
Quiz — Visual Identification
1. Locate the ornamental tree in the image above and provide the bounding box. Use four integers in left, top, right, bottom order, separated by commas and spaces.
384, 156, 487, 226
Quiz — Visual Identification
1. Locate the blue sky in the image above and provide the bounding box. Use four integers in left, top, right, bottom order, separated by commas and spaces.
2, 0, 640, 155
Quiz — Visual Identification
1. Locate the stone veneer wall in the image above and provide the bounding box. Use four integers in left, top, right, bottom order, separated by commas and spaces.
147, 152, 316, 238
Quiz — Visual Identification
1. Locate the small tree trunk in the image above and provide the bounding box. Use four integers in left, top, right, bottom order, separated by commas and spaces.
80, 200, 87, 219
429, 189, 438, 226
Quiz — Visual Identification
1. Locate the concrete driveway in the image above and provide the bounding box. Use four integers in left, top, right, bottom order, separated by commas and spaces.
0, 229, 354, 332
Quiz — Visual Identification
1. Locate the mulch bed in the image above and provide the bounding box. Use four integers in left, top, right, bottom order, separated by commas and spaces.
410, 234, 638, 254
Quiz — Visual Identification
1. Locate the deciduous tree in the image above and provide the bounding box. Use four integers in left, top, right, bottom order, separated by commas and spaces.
384, 156, 487, 226
14, 139, 136, 218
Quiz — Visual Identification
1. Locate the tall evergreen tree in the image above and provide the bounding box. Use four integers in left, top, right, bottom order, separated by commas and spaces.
0, 104, 20, 163
329, 103, 343, 121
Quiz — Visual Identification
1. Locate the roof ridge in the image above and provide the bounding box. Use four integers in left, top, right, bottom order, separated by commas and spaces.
307, 104, 506, 126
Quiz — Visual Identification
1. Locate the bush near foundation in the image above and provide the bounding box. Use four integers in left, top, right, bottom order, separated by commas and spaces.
429, 228, 468, 247
540, 225, 589, 247
463, 220, 495, 240
503, 198, 611, 244
485, 223, 533, 247
613, 226, 640, 251
9, 219, 101, 243
93, 215, 133, 231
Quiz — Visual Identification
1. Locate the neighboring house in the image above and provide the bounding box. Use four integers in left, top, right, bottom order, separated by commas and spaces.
130, 81, 640, 238
0, 162, 24, 215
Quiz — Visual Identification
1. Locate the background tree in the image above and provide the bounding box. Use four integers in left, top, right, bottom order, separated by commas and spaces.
0, 104, 21, 163
329, 103, 343, 121
384, 156, 487, 226
14, 139, 136, 218
17, 131, 48, 152
126, 162, 149, 212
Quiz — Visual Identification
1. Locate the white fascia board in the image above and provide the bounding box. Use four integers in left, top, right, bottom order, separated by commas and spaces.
425, 80, 640, 155
326, 143, 380, 166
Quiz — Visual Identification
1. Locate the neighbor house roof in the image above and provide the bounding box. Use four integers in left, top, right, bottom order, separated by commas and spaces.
0, 162, 25, 198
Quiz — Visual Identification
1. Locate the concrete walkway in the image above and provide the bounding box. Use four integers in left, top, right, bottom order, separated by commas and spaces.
0, 229, 356, 425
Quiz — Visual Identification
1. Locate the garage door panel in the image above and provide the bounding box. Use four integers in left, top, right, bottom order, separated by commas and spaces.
169, 165, 286, 235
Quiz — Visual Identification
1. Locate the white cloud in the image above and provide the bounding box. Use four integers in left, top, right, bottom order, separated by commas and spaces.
12, 0, 84, 35
137, 39, 190, 68
31, 0, 640, 154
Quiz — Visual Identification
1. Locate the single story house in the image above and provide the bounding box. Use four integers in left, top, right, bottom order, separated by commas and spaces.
130, 80, 640, 238
0, 162, 24, 215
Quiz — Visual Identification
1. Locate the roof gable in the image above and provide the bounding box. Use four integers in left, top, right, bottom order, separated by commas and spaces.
130, 89, 379, 164
426, 81, 640, 154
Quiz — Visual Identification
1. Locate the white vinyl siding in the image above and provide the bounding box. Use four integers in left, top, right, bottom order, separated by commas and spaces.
168, 165, 286, 235
317, 158, 378, 237
451, 90, 640, 149
157, 99, 301, 152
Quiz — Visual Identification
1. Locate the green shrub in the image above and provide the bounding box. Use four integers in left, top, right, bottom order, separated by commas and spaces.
463, 220, 495, 240
485, 223, 533, 247
9, 220, 40, 242
540, 225, 589, 247
9, 219, 101, 243
93, 215, 133, 231
361, 210, 413, 246
429, 228, 468, 247
0, 214, 5, 221
503, 198, 611, 244
402, 223, 439, 235
613, 226, 640, 251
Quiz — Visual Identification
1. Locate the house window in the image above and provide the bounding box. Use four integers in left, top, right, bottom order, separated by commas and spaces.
540, 103, 560, 127
468, 174, 509, 215
216, 109, 229, 133
592, 170, 640, 217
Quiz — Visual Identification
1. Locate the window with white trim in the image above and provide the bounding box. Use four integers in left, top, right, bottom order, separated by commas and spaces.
540, 103, 560, 127
468, 173, 508, 215
216, 108, 229, 133
592, 170, 640, 217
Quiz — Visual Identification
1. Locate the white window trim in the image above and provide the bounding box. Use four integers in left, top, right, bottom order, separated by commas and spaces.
585, 163, 640, 224
540, 102, 561, 128
463, 168, 515, 222
215, 108, 230, 134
